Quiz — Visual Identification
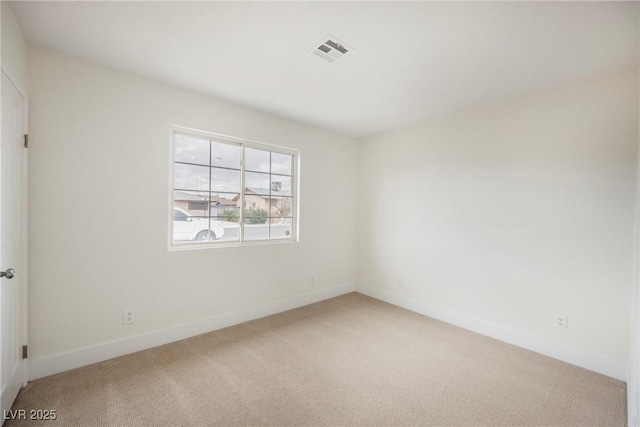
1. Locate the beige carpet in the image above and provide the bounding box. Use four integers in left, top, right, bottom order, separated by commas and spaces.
7, 293, 626, 426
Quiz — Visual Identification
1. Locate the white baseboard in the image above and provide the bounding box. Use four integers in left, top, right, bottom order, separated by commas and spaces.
628, 293, 639, 426
630, 365, 639, 427
357, 285, 626, 382
28, 283, 356, 381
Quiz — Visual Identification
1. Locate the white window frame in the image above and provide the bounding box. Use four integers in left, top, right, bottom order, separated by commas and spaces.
168, 126, 299, 250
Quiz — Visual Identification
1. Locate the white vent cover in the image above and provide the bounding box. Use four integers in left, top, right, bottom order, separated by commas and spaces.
312, 36, 353, 63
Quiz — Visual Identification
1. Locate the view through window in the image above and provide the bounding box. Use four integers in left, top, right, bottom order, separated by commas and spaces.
172, 130, 297, 246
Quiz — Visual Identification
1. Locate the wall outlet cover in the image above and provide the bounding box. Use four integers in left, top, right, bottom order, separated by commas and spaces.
555, 314, 568, 330
124, 309, 136, 325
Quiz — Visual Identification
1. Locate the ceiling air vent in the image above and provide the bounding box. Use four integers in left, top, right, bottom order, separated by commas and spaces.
312, 36, 352, 63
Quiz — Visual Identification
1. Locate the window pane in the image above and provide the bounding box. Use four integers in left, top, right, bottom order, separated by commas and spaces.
174, 163, 210, 191
211, 167, 241, 193
205, 218, 233, 242
244, 194, 269, 218
175, 134, 210, 165
188, 201, 208, 211
172, 207, 210, 243
211, 193, 240, 243
174, 190, 209, 217
269, 197, 293, 218
270, 218, 293, 240
193, 223, 217, 242
244, 221, 269, 241
244, 206, 269, 224
212, 217, 240, 243
245, 147, 270, 173
172, 132, 297, 247
210, 193, 239, 216
245, 171, 270, 195
173, 208, 187, 221
212, 141, 241, 170
270, 176, 292, 196
271, 152, 292, 176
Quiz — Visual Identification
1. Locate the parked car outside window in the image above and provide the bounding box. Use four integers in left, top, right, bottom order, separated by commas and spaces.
172, 207, 225, 241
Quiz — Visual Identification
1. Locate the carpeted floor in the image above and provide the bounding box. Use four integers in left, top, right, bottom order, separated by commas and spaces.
7, 293, 626, 426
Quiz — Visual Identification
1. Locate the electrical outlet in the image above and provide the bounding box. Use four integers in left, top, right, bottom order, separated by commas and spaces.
308, 276, 315, 285
124, 309, 135, 325
555, 314, 567, 330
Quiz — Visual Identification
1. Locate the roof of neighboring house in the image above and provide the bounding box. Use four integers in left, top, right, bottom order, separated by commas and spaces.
233, 188, 268, 200
245, 187, 292, 197
175, 190, 237, 206
271, 190, 291, 196
211, 195, 236, 206
246, 188, 269, 197
234, 187, 291, 200
174, 190, 207, 202
176, 188, 290, 203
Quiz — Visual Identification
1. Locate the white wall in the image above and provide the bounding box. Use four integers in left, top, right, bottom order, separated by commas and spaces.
630, 157, 639, 425
23, 37, 639, 393
27, 46, 357, 377
357, 68, 639, 380
629, 66, 640, 427
1, 1, 27, 93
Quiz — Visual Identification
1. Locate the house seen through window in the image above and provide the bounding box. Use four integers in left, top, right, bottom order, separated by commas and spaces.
171, 130, 297, 247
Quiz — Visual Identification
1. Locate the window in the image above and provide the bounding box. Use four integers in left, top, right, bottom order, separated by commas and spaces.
173, 209, 187, 221
170, 129, 298, 248
188, 201, 208, 211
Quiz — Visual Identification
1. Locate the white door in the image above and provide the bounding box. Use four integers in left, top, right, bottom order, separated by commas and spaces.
0, 72, 27, 422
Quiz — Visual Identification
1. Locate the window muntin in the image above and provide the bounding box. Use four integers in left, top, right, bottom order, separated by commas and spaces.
171, 130, 297, 247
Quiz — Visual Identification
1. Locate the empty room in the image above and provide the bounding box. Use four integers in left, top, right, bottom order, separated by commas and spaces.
1, 1, 639, 426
